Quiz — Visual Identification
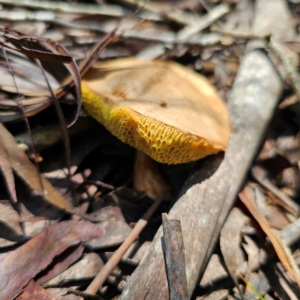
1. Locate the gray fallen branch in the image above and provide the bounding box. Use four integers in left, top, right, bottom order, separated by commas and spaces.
119, 49, 283, 299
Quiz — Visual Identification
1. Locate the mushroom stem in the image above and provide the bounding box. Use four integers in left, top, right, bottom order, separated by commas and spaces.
134, 150, 170, 201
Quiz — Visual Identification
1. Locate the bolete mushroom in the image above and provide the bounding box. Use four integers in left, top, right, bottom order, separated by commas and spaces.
81, 58, 231, 165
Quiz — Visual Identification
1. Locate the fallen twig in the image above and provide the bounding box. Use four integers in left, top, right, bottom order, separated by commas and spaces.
162, 213, 188, 300
85, 189, 168, 294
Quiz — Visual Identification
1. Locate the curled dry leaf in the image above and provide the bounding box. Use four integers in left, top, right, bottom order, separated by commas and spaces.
0, 220, 105, 300
82, 58, 231, 164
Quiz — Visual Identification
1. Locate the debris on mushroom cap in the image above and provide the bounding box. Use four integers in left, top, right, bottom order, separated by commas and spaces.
82, 58, 231, 164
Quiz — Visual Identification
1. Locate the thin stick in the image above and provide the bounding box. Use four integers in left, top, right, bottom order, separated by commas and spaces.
85, 189, 167, 294
162, 213, 188, 300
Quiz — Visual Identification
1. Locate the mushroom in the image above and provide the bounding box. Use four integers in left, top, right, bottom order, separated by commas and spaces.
81, 58, 231, 165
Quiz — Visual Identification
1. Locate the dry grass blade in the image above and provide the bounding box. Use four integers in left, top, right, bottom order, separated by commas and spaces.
0, 123, 89, 218
1, 0, 127, 16
177, 3, 230, 41
239, 186, 300, 287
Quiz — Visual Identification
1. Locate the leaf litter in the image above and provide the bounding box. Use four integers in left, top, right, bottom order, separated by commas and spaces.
0, 220, 105, 300
1, 0, 300, 299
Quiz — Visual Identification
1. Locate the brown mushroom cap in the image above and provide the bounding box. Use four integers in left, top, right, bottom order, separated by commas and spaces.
82, 58, 231, 164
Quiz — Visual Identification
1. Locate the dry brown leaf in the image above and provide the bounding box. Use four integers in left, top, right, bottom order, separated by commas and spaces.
220, 207, 249, 298
0, 201, 21, 222
16, 280, 59, 300
239, 186, 300, 286
0, 220, 104, 300
41, 253, 104, 287
0, 26, 82, 126
199, 254, 228, 289
0, 201, 25, 248
0, 95, 53, 123
36, 245, 85, 285
0, 123, 92, 219
0, 25, 119, 123
0, 52, 60, 96
242, 235, 261, 272
0, 131, 16, 203
87, 204, 132, 249
82, 58, 231, 164
197, 289, 229, 300
243, 272, 269, 300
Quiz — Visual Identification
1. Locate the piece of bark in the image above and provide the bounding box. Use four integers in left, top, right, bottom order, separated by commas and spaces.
119, 49, 283, 300
162, 213, 188, 300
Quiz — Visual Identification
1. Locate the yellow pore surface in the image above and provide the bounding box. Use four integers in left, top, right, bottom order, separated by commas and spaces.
81, 58, 231, 164
82, 84, 221, 164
